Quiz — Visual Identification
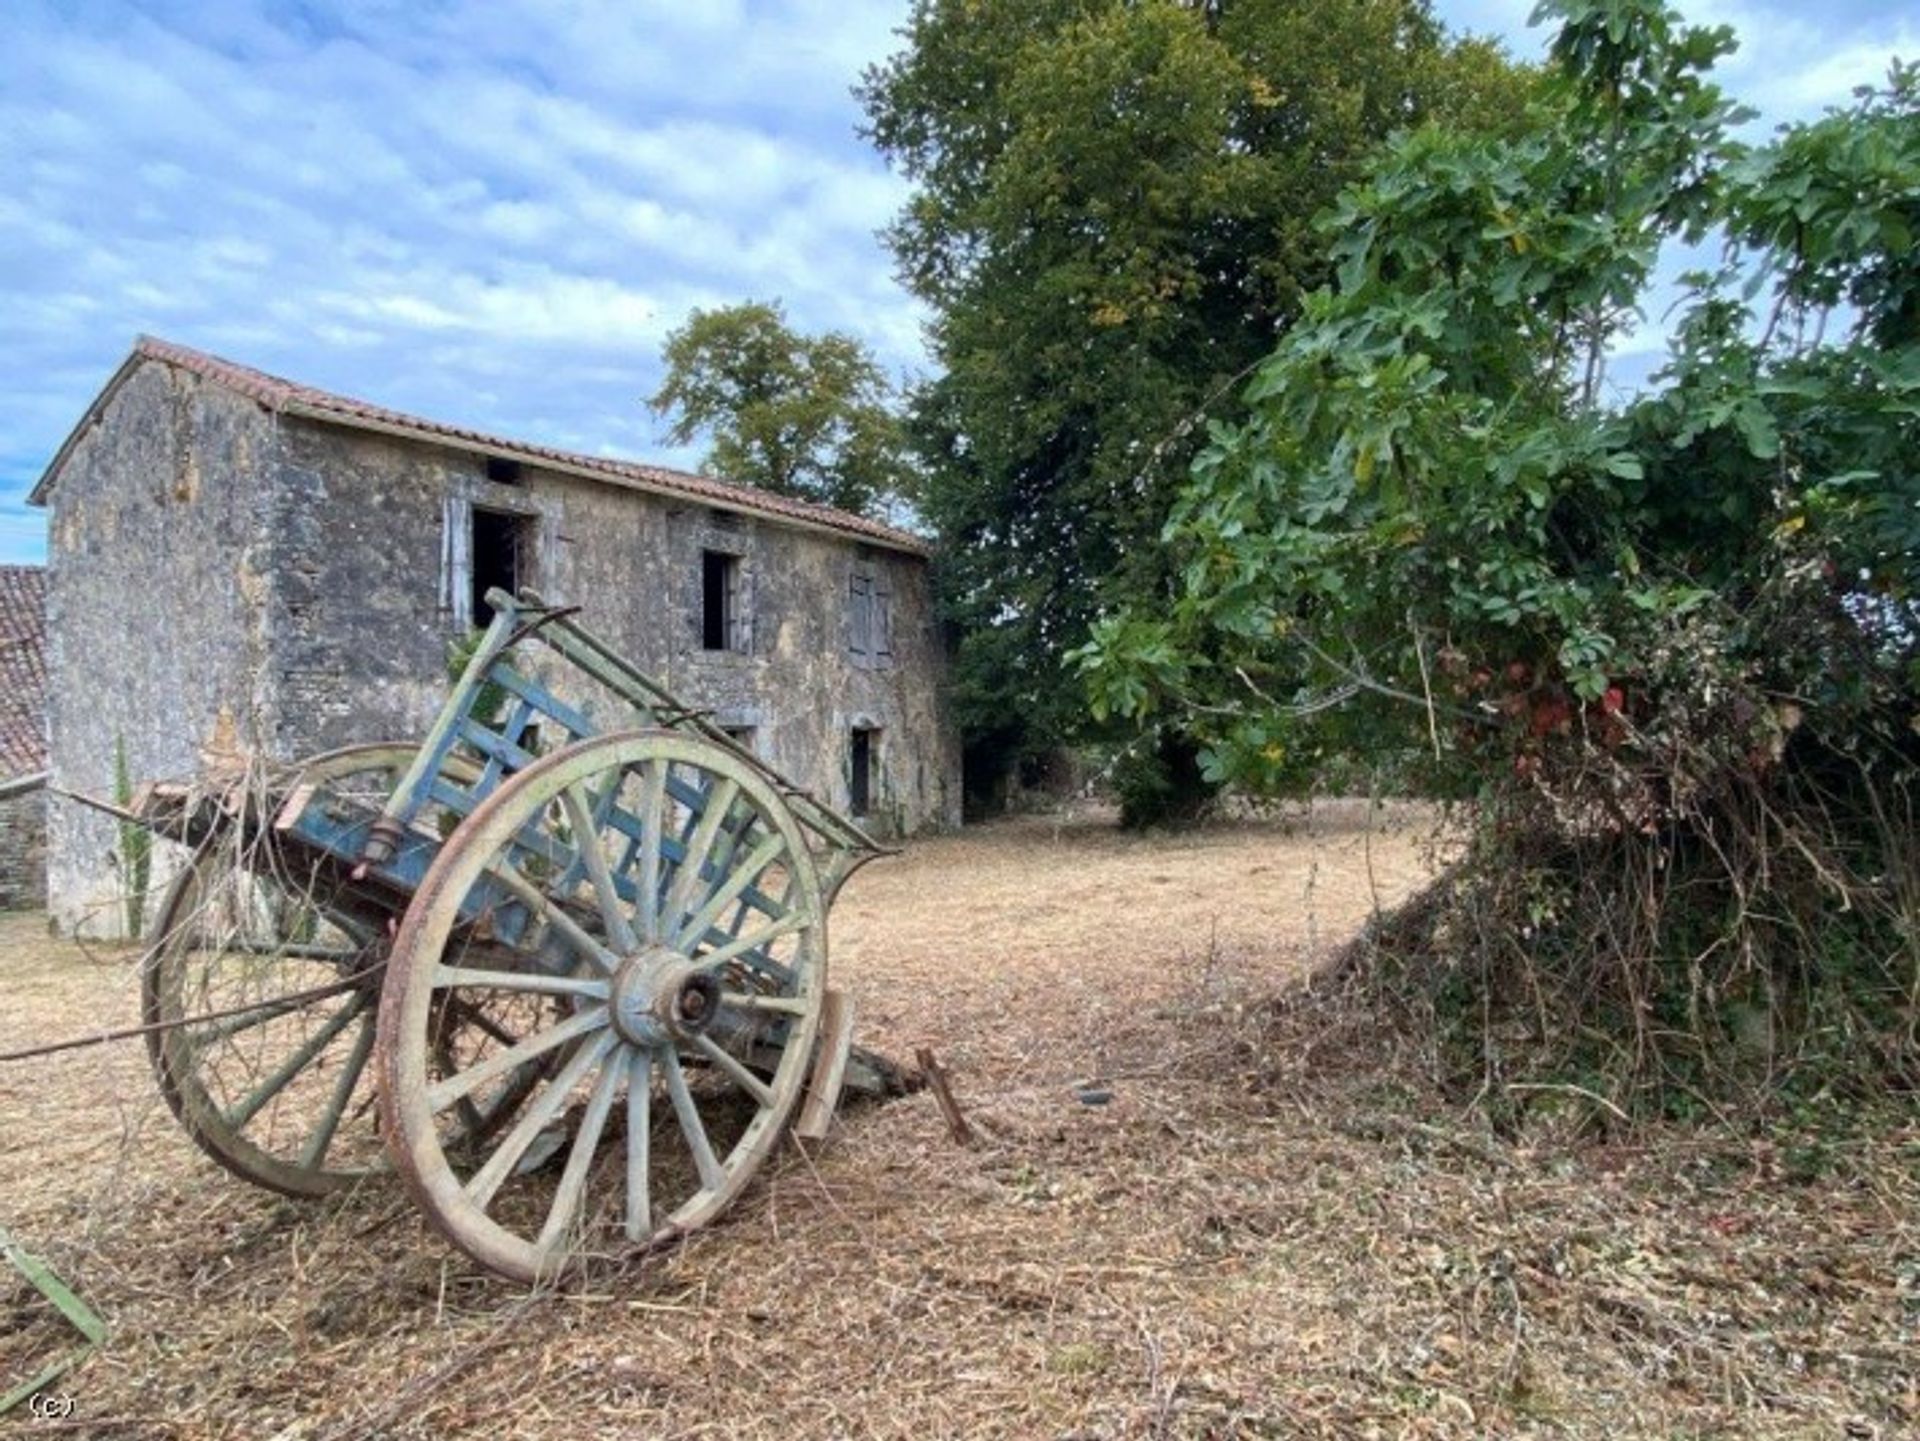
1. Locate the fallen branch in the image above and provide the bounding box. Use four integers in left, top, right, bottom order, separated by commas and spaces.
914, 1047, 976, 1146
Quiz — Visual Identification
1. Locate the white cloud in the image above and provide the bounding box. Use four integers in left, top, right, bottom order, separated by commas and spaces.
0, 0, 930, 563
2, 0, 1901, 566
1434, 0, 1913, 122
1752, 30, 1919, 116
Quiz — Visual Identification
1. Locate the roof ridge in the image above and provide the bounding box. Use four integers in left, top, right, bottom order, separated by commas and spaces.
116, 335, 929, 555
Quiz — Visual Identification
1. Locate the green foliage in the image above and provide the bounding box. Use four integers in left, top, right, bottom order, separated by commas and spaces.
1082, 0, 1920, 1106
862, 0, 1534, 790
446, 629, 506, 728
648, 300, 912, 518
1083, 1, 1915, 780
112, 734, 150, 940
1110, 727, 1213, 829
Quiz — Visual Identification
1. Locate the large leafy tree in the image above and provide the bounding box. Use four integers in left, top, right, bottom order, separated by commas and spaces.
1082, 0, 1919, 1104
649, 301, 912, 518
861, 0, 1530, 804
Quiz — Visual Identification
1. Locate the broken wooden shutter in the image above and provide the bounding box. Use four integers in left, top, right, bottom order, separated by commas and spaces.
441, 494, 473, 629
848, 570, 873, 662
728, 557, 749, 653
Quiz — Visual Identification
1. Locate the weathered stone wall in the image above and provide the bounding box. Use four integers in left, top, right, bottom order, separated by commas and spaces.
266, 418, 485, 751
0, 788, 46, 911
42, 362, 960, 928
43, 362, 278, 935
268, 416, 961, 837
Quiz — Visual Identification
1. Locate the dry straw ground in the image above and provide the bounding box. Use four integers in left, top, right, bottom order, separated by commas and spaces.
2, 804, 1914, 1439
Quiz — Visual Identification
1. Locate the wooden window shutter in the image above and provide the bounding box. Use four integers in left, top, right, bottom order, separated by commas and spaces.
729, 557, 749, 653
874, 576, 893, 662
441, 494, 473, 628
849, 571, 873, 661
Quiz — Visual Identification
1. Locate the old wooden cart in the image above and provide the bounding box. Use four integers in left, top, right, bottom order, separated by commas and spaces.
134, 589, 886, 1282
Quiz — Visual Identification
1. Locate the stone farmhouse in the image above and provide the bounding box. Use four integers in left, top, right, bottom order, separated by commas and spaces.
31, 336, 959, 936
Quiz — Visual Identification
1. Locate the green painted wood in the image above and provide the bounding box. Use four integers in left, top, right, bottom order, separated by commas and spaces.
0, 1226, 105, 1417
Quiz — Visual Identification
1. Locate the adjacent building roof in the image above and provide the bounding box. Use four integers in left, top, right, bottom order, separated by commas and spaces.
0, 566, 48, 783
30, 335, 931, 556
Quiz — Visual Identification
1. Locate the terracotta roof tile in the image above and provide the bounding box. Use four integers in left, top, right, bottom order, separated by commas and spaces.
38, 336, 931, 556
0, 565, 48, 782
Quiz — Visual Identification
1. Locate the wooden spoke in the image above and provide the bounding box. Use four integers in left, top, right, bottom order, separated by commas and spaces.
625, 1048, 653, 1242
635, 761, 667, 943
704, 807, 752, 890
538, 1049, 624, 1249
673, 833, 788, 952
720, 990, 809, 1016
661, 1046, 725, 1193
143, 742, 515, 1202
381, 730, 829, 1281
432, 965, 608, 1000
465, 1031, 618, 1212
689, 1033, 775, 1108
483, 860, 618, 974
222, 992, 369, 1132
426, 1005, 606, 1114
298, 1015, 377, 1170
561, 783, 638, 954
693, 911, 810, 973
185, 981, 359, 1047
660, 778, 740, 937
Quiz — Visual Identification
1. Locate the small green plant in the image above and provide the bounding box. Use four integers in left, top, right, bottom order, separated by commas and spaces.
445, 629, 507, 727
112, 735, 150, 940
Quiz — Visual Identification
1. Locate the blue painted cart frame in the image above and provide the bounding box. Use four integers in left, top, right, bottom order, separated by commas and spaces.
132, 587, 901, 1278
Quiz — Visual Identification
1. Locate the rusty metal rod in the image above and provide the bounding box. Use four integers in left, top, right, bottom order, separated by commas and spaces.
0, 971, 374, 1066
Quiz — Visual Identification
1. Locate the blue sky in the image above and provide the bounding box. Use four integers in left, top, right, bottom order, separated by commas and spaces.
2, 0, 1912, 564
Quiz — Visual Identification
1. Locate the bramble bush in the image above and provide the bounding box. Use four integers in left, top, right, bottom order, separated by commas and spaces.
1077, 0, 1919, 1117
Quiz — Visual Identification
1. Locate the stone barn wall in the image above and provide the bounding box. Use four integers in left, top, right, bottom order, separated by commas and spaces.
36, 343, 960, 933
266, 416, 960, 836
42, 363, 280, 935
0, 562, 49, 913
0, 789, 46, 911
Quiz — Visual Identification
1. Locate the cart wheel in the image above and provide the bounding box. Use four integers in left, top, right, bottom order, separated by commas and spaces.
142, 744, 537, 1198
379, 730, 827, 1282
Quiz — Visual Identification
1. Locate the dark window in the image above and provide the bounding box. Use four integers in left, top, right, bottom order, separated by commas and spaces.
720, 725, 757, 755
849, 727, 876, 816
701, 550, 742, 651
471, 507, 524, 625
485, 456, 523, 486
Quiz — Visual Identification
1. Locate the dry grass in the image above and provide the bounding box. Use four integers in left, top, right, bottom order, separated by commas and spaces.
1, 803, 1914, 1439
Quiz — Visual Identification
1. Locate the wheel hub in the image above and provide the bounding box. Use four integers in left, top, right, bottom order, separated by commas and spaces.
609, 946, 719, 1046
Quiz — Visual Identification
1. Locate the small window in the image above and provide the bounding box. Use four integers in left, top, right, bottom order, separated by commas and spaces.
849, 727, 878, 817
720, 725, 757, 755
471, 507, 526, 625
701, 549, 744, 652
485, 456, 523, 486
